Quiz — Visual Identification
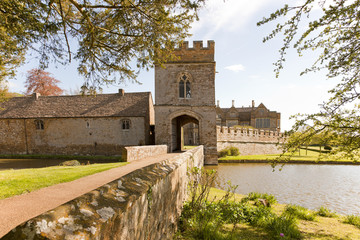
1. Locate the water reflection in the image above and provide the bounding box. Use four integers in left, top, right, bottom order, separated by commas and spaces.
206, 163, 360, 215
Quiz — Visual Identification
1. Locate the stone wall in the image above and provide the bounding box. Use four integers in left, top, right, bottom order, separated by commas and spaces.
0, 119, 27, 154
218, 141, 283, 155
4, 146, 204, 240
122, 145, 168, 162
0, 117, 147, 156
217, 126, 285, 155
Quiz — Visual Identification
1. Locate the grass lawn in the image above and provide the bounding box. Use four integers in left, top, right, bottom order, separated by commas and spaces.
219, 148, 355, 163
0, 162, 127, 200
209, 188, 360, 239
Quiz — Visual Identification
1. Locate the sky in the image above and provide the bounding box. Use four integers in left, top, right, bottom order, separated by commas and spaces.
7, 0, 337, 131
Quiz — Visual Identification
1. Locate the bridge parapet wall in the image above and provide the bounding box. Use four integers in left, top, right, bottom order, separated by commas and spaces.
4, 146, 204, 240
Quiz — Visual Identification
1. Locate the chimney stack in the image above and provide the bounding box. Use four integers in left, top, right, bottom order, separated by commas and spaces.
217, 100, 220, 107
119, 89, 125, 96
33, 92, 41, 100
232, 100, 235, 107
252, 100, 255, 108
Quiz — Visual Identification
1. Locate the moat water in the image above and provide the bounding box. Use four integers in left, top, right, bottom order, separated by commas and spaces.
206, 163, 360, 215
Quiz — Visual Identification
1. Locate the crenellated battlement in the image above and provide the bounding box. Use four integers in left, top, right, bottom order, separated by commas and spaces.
175, 40, 215, 51
217, 126, 285, 143
170, 40, 215, 63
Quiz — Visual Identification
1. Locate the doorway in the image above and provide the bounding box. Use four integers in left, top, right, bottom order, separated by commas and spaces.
171, 115, 199, 152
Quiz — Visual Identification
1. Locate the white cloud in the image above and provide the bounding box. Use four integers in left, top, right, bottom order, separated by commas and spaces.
190, 0, 274, 38
225, 64, 245, 73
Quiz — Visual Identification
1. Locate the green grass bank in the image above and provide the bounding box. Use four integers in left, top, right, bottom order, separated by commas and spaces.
219, 148, 359, 164
0, 162, 127, 200
176, 187, 360, 239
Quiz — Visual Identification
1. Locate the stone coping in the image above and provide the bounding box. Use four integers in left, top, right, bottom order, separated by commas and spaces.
122, 145, 168, 162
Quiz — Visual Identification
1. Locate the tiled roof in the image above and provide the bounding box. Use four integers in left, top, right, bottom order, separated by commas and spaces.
0, 92, 151, 119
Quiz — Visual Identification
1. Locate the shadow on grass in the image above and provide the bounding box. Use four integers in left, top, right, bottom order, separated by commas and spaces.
301, 231, 348, 240
230, 224, 269, 240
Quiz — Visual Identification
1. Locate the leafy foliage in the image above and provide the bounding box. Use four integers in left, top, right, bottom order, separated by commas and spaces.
0, 0, 205, 89
25, 68, 63, 96
177, 170, 302, 240
258, 0, 360, 160
316, 206, 337, 218
0, 82, 22, 102
344, 215, 360, 229
178, 167, 241, 240
218, 147, 240, 158
283, 204, 317, 221
241, 192, 277, 206
265, 215, 301, 240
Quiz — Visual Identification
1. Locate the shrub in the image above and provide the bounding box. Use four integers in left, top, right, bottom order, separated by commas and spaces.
283, 204, 316, 221
229, 146, 240, 156
344, 215, 360, 229
217, 147, 240, 157
241, 192, 277, 206
266, 215, 301, 240
218, 148, 231, 158
316, 206, 337, 218
243, 205, 275, 226
178, 167, 241, 240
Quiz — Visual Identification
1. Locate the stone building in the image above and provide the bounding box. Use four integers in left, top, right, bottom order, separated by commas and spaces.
0, 91, 154, 155
215, 100, 281, 132
0, 40, 282, 164
154, 41, 218, 165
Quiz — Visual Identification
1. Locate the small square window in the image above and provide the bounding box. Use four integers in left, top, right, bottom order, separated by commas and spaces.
35, 120, 44, 130
122, 119, 131, 130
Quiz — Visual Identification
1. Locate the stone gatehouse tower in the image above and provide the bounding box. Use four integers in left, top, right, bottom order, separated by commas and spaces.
155, 40, 218, 165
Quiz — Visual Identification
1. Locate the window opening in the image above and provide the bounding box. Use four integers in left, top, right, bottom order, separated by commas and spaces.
179, 80, 185, 98
186, 81, 191, 98
35, 120, 44, 130
86, 122, 90, 128
122, 119, 131, 129
256, 118, 270, 128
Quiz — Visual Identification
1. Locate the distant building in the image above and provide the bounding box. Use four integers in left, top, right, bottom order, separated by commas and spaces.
215, 100, 281, 132
0, 91, 154, 155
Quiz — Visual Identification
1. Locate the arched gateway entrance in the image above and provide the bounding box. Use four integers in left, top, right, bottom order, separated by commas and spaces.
171, 115, 199, 151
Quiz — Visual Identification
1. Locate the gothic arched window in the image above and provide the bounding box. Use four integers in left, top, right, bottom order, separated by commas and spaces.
186, 81, 191, 98
178, 72, 192, 99
179, 80, 185, 98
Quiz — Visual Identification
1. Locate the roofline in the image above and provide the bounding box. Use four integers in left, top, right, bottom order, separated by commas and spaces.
0, 116, 146, 120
